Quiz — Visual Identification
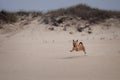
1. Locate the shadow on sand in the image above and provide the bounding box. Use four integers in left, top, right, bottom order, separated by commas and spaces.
59, 55, 87, 59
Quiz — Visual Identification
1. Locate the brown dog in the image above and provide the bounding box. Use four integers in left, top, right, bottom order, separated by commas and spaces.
70, 40, 86, 54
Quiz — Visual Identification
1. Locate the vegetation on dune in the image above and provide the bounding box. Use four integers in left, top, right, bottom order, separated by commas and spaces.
0, 4, 120, 24
45, 4, 120, 23
0, 10, 17, 24
16, 11, 43, 17
0, 10, 43, 24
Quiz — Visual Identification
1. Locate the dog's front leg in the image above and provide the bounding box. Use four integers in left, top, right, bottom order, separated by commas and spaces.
70, 47, 75, 52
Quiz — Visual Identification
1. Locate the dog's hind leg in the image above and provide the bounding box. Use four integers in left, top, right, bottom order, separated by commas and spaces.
82, 46, 86, 54
84, 51, 87, 54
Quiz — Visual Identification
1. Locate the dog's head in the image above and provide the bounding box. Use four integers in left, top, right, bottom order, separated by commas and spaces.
73, 40, 78, 47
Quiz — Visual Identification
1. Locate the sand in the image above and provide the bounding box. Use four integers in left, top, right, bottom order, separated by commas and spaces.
0, 21, 120, 80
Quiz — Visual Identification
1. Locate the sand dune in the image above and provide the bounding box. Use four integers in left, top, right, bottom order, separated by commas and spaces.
0, 19, 120, 80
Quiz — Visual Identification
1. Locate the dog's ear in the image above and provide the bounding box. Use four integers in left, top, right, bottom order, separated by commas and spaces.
76, 40, 78, 42
73, 40, 74, 42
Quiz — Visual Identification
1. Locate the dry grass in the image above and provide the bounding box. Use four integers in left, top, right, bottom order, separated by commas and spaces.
0, 4, 120, 26
45, 4, 120, 23
0, 10, 43, 25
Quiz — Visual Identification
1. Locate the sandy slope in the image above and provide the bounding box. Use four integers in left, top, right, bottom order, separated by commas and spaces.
0, 22, 120, 80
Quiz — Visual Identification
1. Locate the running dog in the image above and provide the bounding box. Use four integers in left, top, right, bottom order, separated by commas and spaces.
70, 40, 86, 54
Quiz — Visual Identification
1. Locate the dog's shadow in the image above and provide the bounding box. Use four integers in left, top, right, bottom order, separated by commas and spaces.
59, 55, 87, 59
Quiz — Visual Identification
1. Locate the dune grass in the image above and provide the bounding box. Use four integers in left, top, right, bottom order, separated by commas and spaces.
45, 4, 120, 23
0, 4, 120, 24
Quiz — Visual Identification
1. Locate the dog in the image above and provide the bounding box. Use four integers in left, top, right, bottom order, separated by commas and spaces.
70, 40, 86, 54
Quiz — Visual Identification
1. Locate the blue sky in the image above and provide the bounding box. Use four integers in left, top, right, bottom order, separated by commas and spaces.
0, 0, 120, 12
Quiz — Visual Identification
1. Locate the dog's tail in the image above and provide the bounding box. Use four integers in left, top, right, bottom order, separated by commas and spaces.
79, 42, 83, 45
79, 42, 86, 54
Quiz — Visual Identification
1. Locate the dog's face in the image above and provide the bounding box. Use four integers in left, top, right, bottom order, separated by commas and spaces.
73, 40, 78, 47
